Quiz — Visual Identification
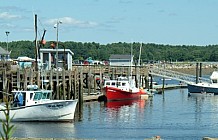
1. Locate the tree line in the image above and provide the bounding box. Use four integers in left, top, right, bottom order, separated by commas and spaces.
0, 41, 218, 63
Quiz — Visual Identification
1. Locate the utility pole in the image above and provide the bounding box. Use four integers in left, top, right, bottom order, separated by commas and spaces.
54, 20, 62, 99
5, 31, 10, 52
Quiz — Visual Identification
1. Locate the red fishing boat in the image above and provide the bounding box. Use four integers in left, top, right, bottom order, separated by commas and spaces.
102, 76, 146, 101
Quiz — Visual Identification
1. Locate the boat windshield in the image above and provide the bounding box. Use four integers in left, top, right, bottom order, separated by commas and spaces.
212, 79, 218, 84
33, 91, 51, 100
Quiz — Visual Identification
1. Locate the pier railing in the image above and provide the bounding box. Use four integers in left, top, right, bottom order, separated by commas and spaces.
149, 67, 211, 84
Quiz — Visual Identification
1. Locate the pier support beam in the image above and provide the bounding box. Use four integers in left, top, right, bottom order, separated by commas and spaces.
196, 63, 199, 84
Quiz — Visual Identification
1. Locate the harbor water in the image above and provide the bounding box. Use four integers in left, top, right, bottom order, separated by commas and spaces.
9, 88, 218, 140
6, 78, 218, 140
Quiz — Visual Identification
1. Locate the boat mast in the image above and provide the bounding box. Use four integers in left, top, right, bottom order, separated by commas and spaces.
34, 14, 40, 87
138, 42, 142, 66
137, 42, 142, 87
130, 42, 133, 78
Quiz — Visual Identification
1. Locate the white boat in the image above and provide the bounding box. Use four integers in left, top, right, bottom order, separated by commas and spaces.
0, 85, 78, 122
187, 71, 218, 96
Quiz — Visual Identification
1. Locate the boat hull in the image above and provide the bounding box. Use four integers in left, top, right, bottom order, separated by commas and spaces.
104, 86, 146, 101
0, 99, 78, 122
187, 83, 218, 95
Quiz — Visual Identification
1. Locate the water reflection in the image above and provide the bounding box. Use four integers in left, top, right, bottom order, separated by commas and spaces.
188, 94, 218, 127
104, 99, 147, 111
8, 89, 218, 139
12, 122, 75, 138
105, 100, 139, 109
102, 99, 147, 124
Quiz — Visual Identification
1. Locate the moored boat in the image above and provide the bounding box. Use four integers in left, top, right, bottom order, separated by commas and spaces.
187, 71, 218, 96
102, 76, 146, 101
0, 85, 78, 122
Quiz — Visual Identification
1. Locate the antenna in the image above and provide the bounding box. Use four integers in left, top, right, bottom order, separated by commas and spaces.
138, 42, 142, 66
130, 42, 133, 78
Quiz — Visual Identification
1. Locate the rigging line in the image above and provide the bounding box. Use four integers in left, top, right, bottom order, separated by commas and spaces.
38, 18, 46, 30
38, 30, 42, 40
38, 18, 46, 39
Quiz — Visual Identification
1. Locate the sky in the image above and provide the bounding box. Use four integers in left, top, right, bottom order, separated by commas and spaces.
1, 0, 218, 46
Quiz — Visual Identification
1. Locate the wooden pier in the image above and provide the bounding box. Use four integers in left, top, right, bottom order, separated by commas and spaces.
0, 62, 150, 102
2, 61, 212, 102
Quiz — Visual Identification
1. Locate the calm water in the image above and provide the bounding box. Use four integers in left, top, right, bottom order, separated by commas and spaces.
9, 87, 218, 140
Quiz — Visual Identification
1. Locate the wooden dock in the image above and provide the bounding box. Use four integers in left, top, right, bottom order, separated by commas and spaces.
0, 63, 150, 106
0, 62, 197, 103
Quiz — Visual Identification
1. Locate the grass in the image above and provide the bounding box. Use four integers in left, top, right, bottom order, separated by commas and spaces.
0, 91, 16, 140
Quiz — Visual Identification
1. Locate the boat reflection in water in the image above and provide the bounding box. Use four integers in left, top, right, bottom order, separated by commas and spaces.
103, 99, 148, 124
12, 122, 76, 138
105, 99, 146, 109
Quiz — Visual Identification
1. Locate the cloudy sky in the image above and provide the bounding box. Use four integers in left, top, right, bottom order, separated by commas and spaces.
0, 0, 218, 45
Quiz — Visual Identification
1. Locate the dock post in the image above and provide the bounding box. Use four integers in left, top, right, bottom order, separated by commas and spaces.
49, 70, 53, 91
17, 69, 20, 90
56, 71, 59, 99
99, 67, 102, 90
78, 69, 83, 110
88, 67, 92, 95
145, 75, 149, 89
196, 63, 199, 84
199, 62, 202, 79
24, 69, 27, 90
67, 71, 71, 100
162, 77, 165, 94
149, 74, 153, 89
62, 69, 66, 100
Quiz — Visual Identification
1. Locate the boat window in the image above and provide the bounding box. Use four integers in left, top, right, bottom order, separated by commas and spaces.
106, 82, 110, 86
42, 92, 47, 99
122, 83, 126, 86
33, 92, 42, 100
47, 92, 51, 99
111, 82, 116, 86
212, 79, 218, 83
13, 92, 25, 106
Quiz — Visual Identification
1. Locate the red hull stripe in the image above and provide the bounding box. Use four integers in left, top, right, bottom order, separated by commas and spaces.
105, 86, 146, 101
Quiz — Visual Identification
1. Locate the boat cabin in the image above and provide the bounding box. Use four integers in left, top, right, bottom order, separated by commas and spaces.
210, 71, 218, 84
104, 77, 132, 91
12, 85, 52, 107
